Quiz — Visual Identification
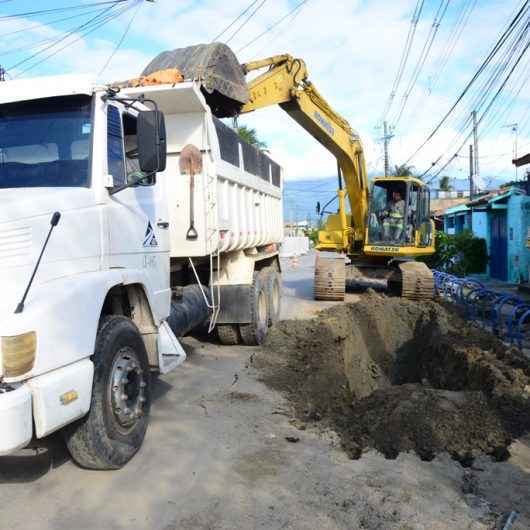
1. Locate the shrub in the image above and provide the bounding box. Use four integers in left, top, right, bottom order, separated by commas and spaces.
419, 230, 488, 276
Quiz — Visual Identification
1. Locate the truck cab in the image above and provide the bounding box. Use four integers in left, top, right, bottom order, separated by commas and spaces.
0, 75, 183, 468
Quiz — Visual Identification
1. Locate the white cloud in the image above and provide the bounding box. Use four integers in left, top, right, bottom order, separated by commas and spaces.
1, 0, 528, 183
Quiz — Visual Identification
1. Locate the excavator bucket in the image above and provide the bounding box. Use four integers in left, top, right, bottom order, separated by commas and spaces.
142, 43, 249, 117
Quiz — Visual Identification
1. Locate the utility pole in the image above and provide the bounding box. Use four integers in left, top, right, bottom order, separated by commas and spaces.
469, 144, 474, 198
471, 110, 480, 190
503, 122, 518, 180
382, 121, 394, 177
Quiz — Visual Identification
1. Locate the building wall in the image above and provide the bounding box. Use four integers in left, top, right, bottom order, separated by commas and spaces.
506, 195, 530, 283
472, 210, 489, 248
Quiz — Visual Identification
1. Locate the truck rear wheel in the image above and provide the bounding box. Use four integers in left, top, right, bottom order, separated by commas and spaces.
217, 324, 240, 345
266, 270, 282, 326
239, 272, 268, 346
63, 316, 151, 470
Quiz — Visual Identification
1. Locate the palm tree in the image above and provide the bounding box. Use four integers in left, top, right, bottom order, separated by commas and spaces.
392, 163, 416, 177
439, 175, 453, 191
235, 125, 268, 150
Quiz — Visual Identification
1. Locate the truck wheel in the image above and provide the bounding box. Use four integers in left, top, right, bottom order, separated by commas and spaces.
239, 272, 269, 346
63, 316, 151, 470
265, 270, 282, 326
217, 324, 240, 345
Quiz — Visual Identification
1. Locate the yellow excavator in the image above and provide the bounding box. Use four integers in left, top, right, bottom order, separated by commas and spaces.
240, 54, 436, 301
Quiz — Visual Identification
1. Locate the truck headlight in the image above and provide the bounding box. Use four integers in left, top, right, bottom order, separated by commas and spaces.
1, 332, 37, 377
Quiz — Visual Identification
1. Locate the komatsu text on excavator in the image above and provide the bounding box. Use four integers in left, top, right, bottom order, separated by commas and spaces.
240, 54, 436, 301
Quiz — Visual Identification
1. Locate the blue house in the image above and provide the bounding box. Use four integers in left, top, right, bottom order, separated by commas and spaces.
443, 203, 472, 235
442, 187, 530, 283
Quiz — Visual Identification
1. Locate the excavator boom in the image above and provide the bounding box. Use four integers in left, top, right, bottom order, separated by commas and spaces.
240, 53, 435, 301
241, 55, 368, 250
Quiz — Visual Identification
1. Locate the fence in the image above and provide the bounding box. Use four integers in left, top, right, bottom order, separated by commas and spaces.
433, 271, 530, 349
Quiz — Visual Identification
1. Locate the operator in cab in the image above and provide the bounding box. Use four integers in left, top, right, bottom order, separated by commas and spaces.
382, 191, 405, 242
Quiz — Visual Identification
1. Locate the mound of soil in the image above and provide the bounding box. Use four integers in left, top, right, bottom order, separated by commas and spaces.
256, 292, 530, 464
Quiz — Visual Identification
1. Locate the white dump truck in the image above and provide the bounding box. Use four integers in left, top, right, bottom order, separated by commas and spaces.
0, 44, 283, 469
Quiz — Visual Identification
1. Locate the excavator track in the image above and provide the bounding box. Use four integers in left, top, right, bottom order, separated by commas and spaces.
314, 254, 345, 301
389, 261, 434, 301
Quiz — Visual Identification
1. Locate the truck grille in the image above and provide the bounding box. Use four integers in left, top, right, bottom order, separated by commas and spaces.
0, 226, 32, 260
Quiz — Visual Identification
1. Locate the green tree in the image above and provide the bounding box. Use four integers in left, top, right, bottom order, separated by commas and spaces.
392, 163, 416, 177
235, 125, 268, 150
439, 175, 453, 191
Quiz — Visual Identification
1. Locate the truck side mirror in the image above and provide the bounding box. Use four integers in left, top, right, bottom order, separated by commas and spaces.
137, 110, 167, 174
316, 201, 321, 215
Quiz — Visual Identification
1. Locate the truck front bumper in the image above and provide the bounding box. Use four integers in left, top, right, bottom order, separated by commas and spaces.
0, 384, 32, 455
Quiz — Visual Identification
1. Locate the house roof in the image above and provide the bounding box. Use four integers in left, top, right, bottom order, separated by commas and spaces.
431, 197, 469, 217
467, 187, 524, 207
444, 203, 470, 215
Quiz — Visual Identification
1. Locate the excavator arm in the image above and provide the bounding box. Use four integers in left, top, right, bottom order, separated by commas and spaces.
241, 55, 368, 252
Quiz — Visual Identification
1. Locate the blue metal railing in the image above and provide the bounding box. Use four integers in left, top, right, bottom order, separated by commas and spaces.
433, 271, 529, 348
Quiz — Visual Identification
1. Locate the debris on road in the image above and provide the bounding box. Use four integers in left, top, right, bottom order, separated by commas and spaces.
257, 291, 530, 464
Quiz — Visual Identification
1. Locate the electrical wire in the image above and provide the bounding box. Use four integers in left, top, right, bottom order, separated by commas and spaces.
236, 0, 310, 54
398, 0, 477, 135
0, 3, 116, 40
8, 3, 123, 72
11, 2, 135, 77
253, 1, 307, 56
379, 0, 425, 123
424, 31, 530, 183
225, 0, 267, 45
405, 0, 530, 165
0, 4, 124, 58
98, 0, 142, 76
0, 0, 129, 21
211, 0, 262, 42
391, 0, 450, 129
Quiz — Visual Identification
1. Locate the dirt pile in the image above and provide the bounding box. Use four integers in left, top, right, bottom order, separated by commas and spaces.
256, 291, 530, 464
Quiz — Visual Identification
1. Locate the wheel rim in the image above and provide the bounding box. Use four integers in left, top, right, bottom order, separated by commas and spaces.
109, 348, 146, 431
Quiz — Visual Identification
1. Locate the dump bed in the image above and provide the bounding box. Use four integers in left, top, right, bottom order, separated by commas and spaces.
122, 82, 283, 258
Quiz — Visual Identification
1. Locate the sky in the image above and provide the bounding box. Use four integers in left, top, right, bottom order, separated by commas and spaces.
0, 0, 528, 184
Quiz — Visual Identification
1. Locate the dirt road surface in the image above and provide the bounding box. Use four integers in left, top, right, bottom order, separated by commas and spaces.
1, 253, 529, 530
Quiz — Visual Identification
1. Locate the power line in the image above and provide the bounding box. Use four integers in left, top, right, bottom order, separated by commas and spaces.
0, 0, 129, 20
0, 4, 123, 58
0, 3, 116, 40
211, 0, 261, 42
98, 0, 143, 77
8, 3, 122, 72
236, 0, 309, 54
424, 29, 530, 182
405, 0, 530, 165
11, 2, 135, 77
379, 0, 425, 123
253, 0, 307, 56
225, 0, 267, 45
399, 0, 477, 135
391, 0, 450, 129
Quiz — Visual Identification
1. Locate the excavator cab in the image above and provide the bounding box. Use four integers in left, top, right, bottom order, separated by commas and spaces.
365, 177, 434, 255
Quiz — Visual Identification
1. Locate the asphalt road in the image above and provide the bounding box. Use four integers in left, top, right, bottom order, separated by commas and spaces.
0, 253, 527, 530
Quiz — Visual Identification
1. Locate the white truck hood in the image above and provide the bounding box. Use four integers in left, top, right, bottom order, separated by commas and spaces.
0, 187, 102, 321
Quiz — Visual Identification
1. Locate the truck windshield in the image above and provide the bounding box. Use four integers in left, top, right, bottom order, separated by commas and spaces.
0, 95, 92, 189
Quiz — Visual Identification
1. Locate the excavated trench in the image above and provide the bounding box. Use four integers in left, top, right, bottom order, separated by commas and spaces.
257, 292, 530, 465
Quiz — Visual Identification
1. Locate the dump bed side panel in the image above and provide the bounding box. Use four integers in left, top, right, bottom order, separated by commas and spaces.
150, 83, 283, 258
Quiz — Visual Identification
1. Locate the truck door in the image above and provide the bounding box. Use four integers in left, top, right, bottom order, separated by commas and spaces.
105, 103, 170, 321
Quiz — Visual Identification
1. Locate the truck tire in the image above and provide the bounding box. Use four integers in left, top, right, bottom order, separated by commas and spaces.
239, 271, 269, 346
217, 324, 240, 345
63, 316, 151, 470
265, 270, 282, 326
